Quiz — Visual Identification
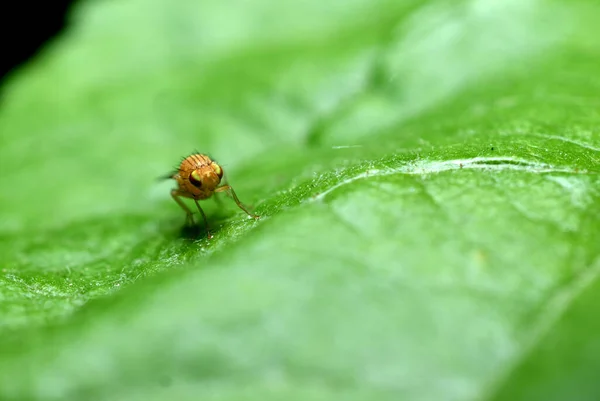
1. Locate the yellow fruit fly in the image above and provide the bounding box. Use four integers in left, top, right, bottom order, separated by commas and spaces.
165, 153, 259, 238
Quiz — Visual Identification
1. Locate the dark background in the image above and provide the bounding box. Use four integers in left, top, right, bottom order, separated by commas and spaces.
0, 0, 75, 85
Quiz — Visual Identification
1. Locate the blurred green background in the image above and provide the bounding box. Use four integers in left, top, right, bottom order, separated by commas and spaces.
0, 0, 599, 400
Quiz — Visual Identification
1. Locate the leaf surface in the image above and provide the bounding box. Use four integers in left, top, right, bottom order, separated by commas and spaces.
0, 0, 599, 400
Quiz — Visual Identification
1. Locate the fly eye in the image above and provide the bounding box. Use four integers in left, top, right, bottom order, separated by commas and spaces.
213, 163, 223, 179
189, 170, 203, 188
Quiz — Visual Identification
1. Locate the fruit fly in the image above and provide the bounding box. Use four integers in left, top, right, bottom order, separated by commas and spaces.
165, 153, 259, 238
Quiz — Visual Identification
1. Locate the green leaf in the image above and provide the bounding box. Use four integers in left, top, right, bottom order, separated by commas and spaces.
0, 0, 599, 400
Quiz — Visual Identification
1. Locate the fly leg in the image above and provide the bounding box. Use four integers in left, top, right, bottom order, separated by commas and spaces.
171, 189, 195, 226
194, 199, 213, 239
214, 185, 259, 220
